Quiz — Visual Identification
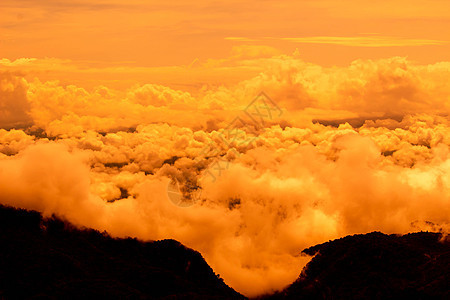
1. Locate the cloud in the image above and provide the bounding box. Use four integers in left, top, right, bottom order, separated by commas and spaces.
281, 36, 448, 47
224, 36, 448, 47
225, 37, 258, 42
1, 54, 450, 296
0, 71, 33, 129
229, 45, 281, 59
1, 127, 449, 297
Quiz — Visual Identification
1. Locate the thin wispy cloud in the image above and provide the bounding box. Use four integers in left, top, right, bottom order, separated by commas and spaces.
281, 36, 447, 47
225, 36, 448, 47
225, 37, 259, 42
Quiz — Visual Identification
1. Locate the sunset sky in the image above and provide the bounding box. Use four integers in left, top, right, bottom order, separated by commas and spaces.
1, 0, 450, 297
2, 0, 450, 65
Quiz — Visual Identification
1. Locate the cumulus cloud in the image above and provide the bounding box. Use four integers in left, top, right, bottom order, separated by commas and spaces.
0, 54, 450, 296
0, 72, 32, 129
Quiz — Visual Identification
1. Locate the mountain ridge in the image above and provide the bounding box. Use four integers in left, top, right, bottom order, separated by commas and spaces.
0, 204, 244, 299
266, 231, 449, 299
1, 204, 448, 299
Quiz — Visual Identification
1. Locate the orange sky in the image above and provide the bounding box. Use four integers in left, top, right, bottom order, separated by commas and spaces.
1, 0, 450, 68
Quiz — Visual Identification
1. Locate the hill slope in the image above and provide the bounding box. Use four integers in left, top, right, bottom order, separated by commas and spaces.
269, 231, 449, 299
0, 204, 244, 299
1, 204, 448, 299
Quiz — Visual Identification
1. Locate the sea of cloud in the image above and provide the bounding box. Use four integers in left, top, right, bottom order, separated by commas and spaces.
0, 54, 449, 296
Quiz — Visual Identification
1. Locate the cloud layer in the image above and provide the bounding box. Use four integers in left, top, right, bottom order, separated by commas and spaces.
0, 55, 449, 296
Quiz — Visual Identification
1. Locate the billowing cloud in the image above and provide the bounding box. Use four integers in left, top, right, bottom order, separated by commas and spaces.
0, 71, 32, 129
0, 54, 450, 297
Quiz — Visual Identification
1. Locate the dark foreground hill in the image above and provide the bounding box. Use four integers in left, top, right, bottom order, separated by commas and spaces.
0, 204, 244, 299
1, 204, 449, 299
268, 231, 449, 300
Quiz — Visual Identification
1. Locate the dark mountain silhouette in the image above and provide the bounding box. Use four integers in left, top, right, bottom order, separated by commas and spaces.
267, 231, 449, 300
1, 204, 449, 299
0, 204, 244, 299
